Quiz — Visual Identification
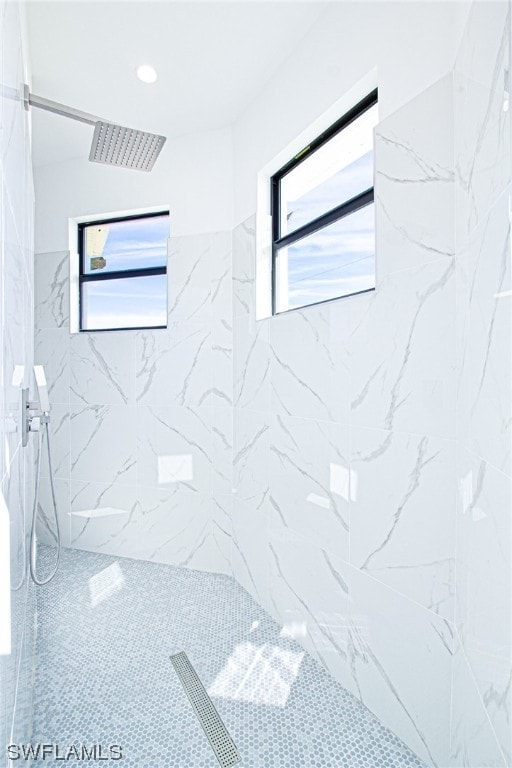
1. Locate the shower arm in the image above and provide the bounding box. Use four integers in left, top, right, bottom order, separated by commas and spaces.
23, 84, 106, 126
22, 84, 167, 171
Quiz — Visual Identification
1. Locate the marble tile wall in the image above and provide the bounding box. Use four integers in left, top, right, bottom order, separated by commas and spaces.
232, 72, 458, 768
232, 15, 512, 757
34, 231, 234, 577
452, 1, 512, 765
0, 0, 36, 758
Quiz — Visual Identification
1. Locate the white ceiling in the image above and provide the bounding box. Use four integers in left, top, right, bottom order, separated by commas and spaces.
25, 1, 325, 167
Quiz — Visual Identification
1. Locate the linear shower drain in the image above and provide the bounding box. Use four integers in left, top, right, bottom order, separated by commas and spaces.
170, 651, 241, 768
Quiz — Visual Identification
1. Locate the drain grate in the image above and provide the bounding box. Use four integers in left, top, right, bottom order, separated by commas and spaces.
170, 651, 241, 768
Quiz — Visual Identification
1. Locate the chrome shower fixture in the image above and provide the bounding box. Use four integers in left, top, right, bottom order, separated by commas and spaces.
21, 364, 50, 448
24, 86, 166, 171
21, 366, 61, 586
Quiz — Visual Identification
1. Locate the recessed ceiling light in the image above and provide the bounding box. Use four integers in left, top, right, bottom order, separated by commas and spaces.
136, 64, 157, 84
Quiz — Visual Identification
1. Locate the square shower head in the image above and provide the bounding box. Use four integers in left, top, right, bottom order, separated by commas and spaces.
89, 121, 166, 171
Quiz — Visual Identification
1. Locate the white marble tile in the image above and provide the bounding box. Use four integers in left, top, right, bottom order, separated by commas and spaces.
4, 447, 29, 712
233, 216, 255, 318
23, 270, 34, 380
167, 230, 231, 326
174, 503, 232, 574
450, 638, 507, 768
135, 325, 212, 408
210, 406, 233, 495
350, 258, 456, 438
233, 408, 270, 506
22, 166, 35, 273
375, 75, 455, 278
134, 486, 210, 566
130, 485, 229, 573
2, 199, 26, 469
455, 70, 510, 246
168, 234, 212, 323
234, 314, 270, 411
70, 331, 136, 406
211, 230, 233, 321
70, 405, 136, 485
456, 447, 511, 662
211, 318, 233, 407
35, 477, 71, 549
23, 437, 36, 542
455, 0, 509, 94
269, 413, 350, 563
462, 648, 511, 765
348, 567, 453, 767
457, 189, 511, 474
350, 426, 455, 619
269, 300, 350, 422
34, 328, 70, 406
40, 406, 70, 481
231, 497, 270, 608
454, 1, 510, 249
267, 528, 354, 694
136, 405, 212, 492
210, 493, 234, 575
4, 446, 26, 592
456, 236, 472, 450
455, 443, 512, 761
34, 251, 70, 329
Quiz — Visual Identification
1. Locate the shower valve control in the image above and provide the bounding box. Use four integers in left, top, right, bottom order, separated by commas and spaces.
21, 380, 51, 447
29, 416, 41, 433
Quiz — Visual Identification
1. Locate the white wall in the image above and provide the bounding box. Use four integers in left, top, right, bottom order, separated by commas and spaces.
33, 2, 469, 251
34, 125, 234, 252
233, 0, 469, 224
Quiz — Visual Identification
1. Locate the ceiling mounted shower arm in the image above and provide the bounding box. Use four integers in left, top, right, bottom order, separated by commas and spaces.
23, 85, 167, 171
23, 84, 107, 126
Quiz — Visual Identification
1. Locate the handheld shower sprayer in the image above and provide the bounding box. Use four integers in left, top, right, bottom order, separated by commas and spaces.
21, 365, 61, 586
33, 364, 50, 415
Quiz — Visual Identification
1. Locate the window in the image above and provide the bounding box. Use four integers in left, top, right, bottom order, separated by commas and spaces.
271, 90, 378, 314
78, 211, 169, 331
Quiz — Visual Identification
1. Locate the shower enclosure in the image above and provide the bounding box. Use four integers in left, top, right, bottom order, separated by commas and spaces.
1, 0, 511, 766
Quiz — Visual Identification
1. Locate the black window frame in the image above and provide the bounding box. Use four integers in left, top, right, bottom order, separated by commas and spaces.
78, 209, 169, 333
271, 88, 378, 315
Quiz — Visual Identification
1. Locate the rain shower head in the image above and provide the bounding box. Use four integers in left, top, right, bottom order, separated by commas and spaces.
24, 87, 166, 172
89, 122, 166, 172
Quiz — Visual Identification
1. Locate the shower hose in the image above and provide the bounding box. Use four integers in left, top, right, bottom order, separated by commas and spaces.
30, 420, 61, 585
11, 420, 61, 589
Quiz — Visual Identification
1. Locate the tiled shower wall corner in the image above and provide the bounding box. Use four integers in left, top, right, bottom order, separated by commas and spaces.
0, 0, 37, 757
35, 232, 234, 575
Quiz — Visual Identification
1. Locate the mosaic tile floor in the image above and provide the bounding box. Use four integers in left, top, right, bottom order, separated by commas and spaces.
32, 546, 426, 767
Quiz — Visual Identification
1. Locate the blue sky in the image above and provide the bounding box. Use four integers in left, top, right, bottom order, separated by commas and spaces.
283, 151, 374, 236
83, 214, 169, 329
279, 203, 375, 311
84, 214, 169, 274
